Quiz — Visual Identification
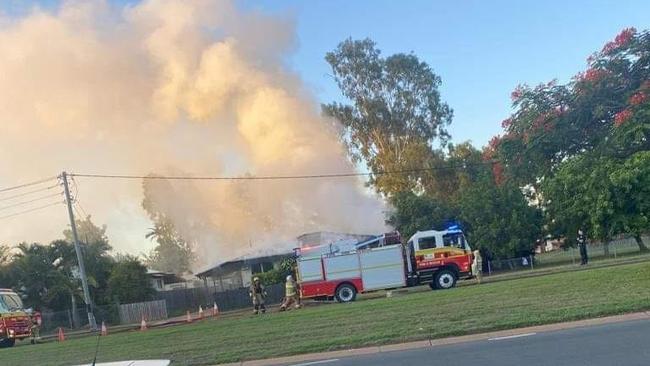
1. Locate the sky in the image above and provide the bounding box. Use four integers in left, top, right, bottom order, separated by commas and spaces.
3, 0, 650, 147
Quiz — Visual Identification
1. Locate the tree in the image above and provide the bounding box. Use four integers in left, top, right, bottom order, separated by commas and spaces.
107, 256, 155, 304
141, 178, 195, 274
63, 216, 115, 305
458, 178, 542, 259
0, 244, 14, 288
544, 152, 650, 252
491, 28, 650, 249
9, 242, 70, 310
386, 191, 457, 241
324, 38, 453, 197
144, 218, 193, 274
495, 28, 650, 188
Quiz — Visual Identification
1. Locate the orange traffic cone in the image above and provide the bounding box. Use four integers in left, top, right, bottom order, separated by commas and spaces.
212, 303, 219, 317
186, 310, 192, 323
101, 321, 108, 336
140, 316, 147, 331
198, 306, 204, 320
58, 327, 65, 342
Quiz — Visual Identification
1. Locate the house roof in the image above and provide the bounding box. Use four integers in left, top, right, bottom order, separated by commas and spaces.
194, 250, 294, 278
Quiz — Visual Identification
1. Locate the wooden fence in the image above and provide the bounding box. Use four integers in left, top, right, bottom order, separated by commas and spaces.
118, 299, 168, 325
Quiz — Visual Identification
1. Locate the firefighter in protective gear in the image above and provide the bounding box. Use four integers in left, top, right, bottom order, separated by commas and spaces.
249, 277, 267, 314
279, 274, 301, 311
471, 249, 483, 283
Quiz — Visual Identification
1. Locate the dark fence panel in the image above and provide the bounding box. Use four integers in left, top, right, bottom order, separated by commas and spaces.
154, 283, 285, 315
213, 283, 284, 312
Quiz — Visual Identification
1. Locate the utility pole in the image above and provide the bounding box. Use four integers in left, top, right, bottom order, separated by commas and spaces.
61, 171, 97, 330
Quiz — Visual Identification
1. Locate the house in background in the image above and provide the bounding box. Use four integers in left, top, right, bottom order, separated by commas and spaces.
194, 252, 293, 292
147, 269, 203, 291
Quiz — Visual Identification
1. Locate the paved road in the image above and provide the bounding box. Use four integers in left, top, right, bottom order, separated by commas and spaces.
281, 319, 650, 366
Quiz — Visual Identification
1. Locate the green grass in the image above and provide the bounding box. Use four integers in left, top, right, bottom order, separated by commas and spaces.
4, 262, 650, 366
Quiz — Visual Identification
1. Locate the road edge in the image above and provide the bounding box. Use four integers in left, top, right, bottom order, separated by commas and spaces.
220, 311, 650, 366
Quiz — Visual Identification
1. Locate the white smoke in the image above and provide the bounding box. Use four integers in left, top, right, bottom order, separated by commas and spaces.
0, 0, 386, 267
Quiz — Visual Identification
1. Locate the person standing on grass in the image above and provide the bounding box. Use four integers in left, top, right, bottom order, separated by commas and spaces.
472, 249, 483, 283
280, 274, 301, 311
578, 229, 589, 265
249, 277, 267, 315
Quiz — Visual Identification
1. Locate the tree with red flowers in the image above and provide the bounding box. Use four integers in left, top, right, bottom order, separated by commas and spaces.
492, 28, 650, 251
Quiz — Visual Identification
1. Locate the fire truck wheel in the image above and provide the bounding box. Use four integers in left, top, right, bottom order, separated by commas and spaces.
0, 338, 16, 348
335, 283, 357, 303
434, 269, 457, 290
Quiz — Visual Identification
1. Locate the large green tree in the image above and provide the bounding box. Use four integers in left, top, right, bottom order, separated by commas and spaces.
492, 28, 650, 248
323, 38, 452, 197
9, 242, 70, 310
107, 256, 154, 304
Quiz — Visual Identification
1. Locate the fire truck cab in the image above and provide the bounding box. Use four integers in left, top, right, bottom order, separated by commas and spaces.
0, 288, 40, 347
406, 225, 473, 290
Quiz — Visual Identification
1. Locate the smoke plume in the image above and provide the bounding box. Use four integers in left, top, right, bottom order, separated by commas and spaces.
0, 0, 386, 267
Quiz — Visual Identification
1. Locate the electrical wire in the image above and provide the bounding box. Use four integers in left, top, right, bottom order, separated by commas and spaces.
0, 184, 60, 202
0, 176, 58, 193
70, 162, 496, 181
0, 192, 63, 211
0, 201, 63, 220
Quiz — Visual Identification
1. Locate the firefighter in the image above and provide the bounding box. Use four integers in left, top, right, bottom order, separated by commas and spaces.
577, 229, 589, 265
471, 249, 483, 283
29, 311, 41, 344
249, 277, 267, 314
279, 274, 301, 311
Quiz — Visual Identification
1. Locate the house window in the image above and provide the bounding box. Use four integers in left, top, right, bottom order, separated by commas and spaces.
251, 261, 274, 274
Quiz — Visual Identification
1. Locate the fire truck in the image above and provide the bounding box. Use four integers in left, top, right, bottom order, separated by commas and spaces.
296, 226, 473, 302
0, 288, 41, 347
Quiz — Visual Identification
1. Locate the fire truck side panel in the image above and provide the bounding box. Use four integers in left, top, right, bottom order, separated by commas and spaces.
300, 278, 364, 298
359, 245, 406, 291
297, 257, 324, 282
323, 253, 361, 281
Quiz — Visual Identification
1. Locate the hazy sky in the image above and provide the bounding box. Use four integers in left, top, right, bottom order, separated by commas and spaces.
3, 0, 650, 146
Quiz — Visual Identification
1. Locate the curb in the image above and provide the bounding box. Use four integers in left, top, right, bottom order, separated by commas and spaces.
219, 311, 650, 366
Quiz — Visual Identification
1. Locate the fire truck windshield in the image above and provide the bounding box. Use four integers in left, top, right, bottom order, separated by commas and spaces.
0, 293, 23, 312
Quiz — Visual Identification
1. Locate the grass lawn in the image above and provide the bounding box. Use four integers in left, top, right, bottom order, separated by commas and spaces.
4, 262, 650, 366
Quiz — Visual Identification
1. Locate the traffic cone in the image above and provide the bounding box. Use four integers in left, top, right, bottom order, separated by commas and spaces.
101, 321, 108, 336
140, 316, 147, 331
212, 302, 219, 317
198, 306, 204, 320
186, 310, 192, 323
57, 327, 65, 342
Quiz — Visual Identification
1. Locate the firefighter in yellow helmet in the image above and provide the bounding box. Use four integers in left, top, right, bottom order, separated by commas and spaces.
280, 274, 301, 311
249, 277, 267, 315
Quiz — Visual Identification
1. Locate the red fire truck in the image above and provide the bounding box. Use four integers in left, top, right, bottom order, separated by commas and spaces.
296, 226, 473, 302
0, 288, 41, 347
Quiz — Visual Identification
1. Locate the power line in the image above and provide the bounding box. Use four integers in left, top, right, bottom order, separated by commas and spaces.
0, 176, 57, 193
70, 162, 495, 181
0, 184, 60, 202
0, 192, 63, 211
0, 201, 63, 220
